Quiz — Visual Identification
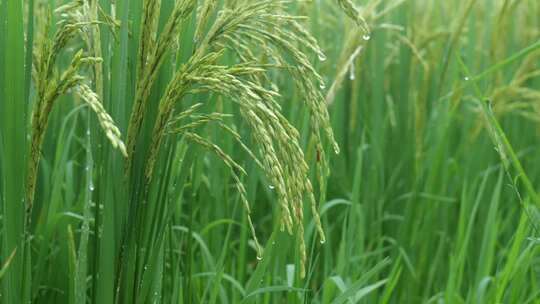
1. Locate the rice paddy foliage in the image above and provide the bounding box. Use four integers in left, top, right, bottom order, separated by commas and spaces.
1, 0, 540, 303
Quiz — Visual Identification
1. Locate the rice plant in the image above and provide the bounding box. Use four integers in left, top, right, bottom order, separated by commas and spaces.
1, 0, 540, 303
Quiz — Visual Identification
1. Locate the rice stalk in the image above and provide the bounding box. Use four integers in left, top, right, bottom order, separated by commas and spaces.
326, 45, 363, 105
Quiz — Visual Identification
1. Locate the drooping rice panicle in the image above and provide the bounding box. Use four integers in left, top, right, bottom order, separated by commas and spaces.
138, 1, 339, 273
26, 1, 125, 218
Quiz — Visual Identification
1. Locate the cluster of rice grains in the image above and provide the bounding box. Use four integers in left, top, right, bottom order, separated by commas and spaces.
128, 0, 338, 276
27, 1, 125, 220
28, 0, 355, 279
125, 0, 342, 278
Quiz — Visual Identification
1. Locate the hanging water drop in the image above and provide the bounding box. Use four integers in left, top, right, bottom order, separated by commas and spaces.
362, 34, 371, 41
86, 129, 91, 136
349, 64, 356, 80
256, 255, 263, 261
464, 76, 470, 81
320, 239, 326, 244
319, 82, 326, 90
333, 144, 340, 155
268, 185, 275, 190
89, 182, 95, 192
317, 51, 327, 62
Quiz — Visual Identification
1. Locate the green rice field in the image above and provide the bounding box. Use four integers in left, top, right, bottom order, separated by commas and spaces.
1, 0, 540, 303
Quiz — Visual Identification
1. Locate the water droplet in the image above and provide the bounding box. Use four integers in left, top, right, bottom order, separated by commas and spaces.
320, 239, 326, 244
317, 52, 327, 62
89, 183, 95, 192
319, 82, 326, 90
256, 255, 263, 261
464, 76, 470, 81
85, 166, 90, 171
333, 144, 340, 155
362, 34, 371, 41
349, 64, 356, 80
268, 185, 275, 190
86, 129, 91, 136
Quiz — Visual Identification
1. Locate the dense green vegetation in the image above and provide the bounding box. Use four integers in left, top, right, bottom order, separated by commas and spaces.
1, 0, 540, 303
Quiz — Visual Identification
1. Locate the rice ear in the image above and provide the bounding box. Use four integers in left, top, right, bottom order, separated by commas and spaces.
194, 0, 218, 44
26, 1, 108, 216
335, 0, 371, 36
129, 0, 335, 279
76, 84, 127, 157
